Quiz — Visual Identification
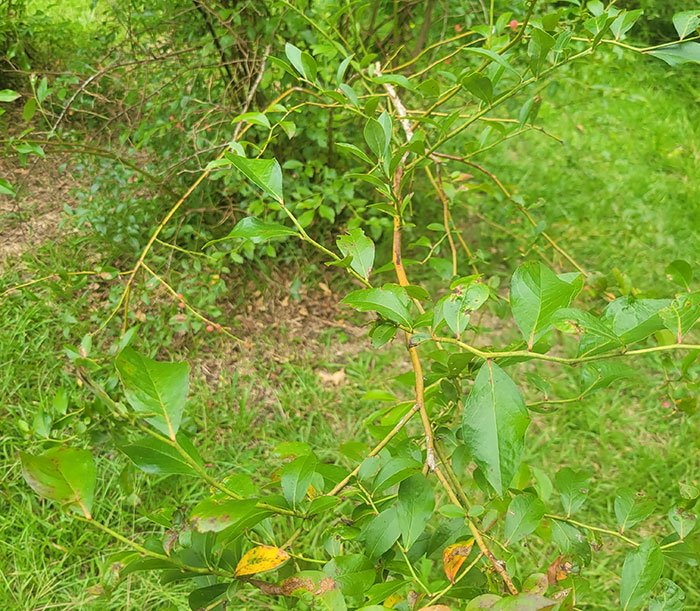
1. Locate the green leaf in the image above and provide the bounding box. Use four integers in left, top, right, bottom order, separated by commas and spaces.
555, 467, 591, 516
336, 142, 373, 164
372, 456, 422, 493
323, 554, 375, 599
466, 594, 503, 609
580, 361, 636, 394
648, 42, 700, 67
659, 292, 700, 342
462, 361, 530, 496
225, 153, 284, 202
463, 47, 520, 76
20, 447, 96, 518
23, 97, 36, 122
281, 453, 317, 508
649, 579, 686, 611
189, 583, 229, 610
232, 111, 270, 128
461, 72, 493, 104
610, 9, 644, 40
364, 118, 387, 158
493, 594, 558, 610
552, 307, 621, 344
339, 83, 359, 107
396, 474, 435, 549
336, 54, 354, 83
504, 493, 545, 545
116, 347, 189, 440
673, 11, 700, 40
665, 259, 693, 289
36, 77, 49, 103
620, 539, 664, 610
0, 178, 15, 196
0, 89, 20, 102
550, 519, 591, 565
615, 488, 655, 533
337, 228, 375, 281
668, 506, 697, 540
285, 43, 307, 78
120, 435, 201, 476
362, 507, 401, 559
209, 216, 297, 247
341, 286, 413, 327
510, 262, 581, 349
301, 52, 318, 82
578, 297, 670, 357
528, 28, 556, 75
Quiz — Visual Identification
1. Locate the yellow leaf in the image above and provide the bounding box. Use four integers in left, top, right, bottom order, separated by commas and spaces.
385, 593, 403, 607
307, 483, 318, 499
442, 539, 474, 584
234, 545, 290, 577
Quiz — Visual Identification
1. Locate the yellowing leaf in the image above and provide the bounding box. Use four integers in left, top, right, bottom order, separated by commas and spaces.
234, 545, 290, 577
307, 483, 318, 500
442, 539, 474, 584
385, 593, 404, 607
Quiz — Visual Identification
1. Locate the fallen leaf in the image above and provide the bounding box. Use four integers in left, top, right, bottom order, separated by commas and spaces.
318, 369, 345, 386
234, 545, 290, 577
442, 539, 474, 584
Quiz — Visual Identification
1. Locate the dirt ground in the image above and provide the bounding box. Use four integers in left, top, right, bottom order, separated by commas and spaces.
0, 151, 79, 265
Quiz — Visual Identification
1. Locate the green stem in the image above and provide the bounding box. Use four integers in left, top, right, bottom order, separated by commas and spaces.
546, 514, 639, 547
75, 516, 235, 577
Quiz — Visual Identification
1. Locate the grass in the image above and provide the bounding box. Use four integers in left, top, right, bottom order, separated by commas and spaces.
1, 30, 700, 611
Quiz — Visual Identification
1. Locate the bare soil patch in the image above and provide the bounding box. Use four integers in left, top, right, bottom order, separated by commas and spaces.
0, 151, 79, 265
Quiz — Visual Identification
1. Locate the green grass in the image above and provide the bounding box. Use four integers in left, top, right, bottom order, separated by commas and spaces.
2, 40, 700, 611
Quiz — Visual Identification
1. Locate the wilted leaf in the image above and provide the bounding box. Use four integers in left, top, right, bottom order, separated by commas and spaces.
234, 545, 290, 577
443, 539, 474, 584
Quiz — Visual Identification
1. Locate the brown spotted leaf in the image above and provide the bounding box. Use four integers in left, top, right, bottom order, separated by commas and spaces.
443, 539, 474, 584
234, 545, 290, 577
20, 447, 96, 518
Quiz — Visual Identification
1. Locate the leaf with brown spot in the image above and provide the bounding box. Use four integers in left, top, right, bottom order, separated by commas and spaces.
419, 606, 452, 611
234, 545, 290, 577
20, 446, 96, 518
547, 555, 574, 585
442, 539, 474, 584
